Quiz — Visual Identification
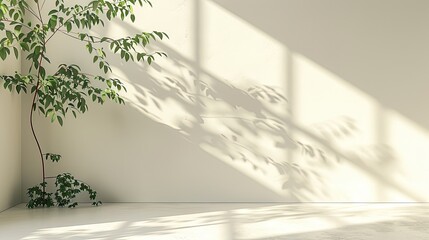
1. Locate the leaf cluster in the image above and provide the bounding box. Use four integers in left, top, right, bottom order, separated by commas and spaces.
1, 0, 167, 209
27, 173, 101, 208
0, 0, 168, 125
44, 152, 61, 162
27, 153, 101, 208
54, 173, 101, 208
26, 182, 55, 208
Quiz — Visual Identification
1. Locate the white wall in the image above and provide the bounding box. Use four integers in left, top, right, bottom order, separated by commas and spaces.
0, 57, 21, 211
22, 0, 429, 202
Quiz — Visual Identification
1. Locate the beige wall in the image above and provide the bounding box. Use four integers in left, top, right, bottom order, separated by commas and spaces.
22, 0, 429, 202
0, 57, 21, 211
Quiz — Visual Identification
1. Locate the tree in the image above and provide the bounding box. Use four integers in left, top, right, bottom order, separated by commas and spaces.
0, 0, 168, 208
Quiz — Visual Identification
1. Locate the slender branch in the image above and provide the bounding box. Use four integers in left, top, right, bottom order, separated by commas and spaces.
30, 76, 45, 190
45, 25, 62, 44
24, 5, 42, 22
57, 29, 151, 57
58, 30, 86, 41
57, 30, 117, 46
41, 0, 47, 10
46, 5, 93, 44
36, 1, 44, 25
30, 2, 47, 191
0, 19, 32, 30
60, 30, 107, 42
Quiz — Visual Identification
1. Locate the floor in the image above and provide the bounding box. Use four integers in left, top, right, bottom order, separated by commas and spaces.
0, 203, 428, 239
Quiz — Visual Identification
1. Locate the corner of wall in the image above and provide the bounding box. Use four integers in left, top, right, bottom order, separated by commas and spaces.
0, 52, 22, 212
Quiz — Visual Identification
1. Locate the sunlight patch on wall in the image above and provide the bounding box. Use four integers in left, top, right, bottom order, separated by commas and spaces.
294, 53, 378, 148
292, 53, 429, 201
291, 53, 381, 201
192, 0, 291, 197
199, 117, 291, 196
111, 63, 200, 130
109, 0, 200, 130
386, 109, 429, 200
107, 0, 293, 197
201, 0, 286, 88
65, 0, 429, 202
131, 0, 197, 61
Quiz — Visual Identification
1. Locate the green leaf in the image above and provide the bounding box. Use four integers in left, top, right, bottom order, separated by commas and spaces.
39, 67, 46, 79
65, 22, 72, 32
0, 48, 6, 60
86, 43, 93, 53
6, 31, 13, 43
14, 24, 22, 32
38, 106, 45, 114
13, 47, 18, 59
48, 15, 58, 31
49, 111, 56, 122
48, 9, 58, 15
57, 116, 63, 126
154, 31, 163, 40
20, 42, 29, 51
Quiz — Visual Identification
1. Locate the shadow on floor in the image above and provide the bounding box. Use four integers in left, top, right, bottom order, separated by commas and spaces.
1, 203, 428, 240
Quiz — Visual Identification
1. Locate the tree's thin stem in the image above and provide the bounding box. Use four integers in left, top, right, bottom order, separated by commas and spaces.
30, 3, 47, 195
30, 76, 45, 190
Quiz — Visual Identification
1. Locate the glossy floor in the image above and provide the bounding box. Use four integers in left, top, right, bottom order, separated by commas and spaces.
0, 203, 428, 239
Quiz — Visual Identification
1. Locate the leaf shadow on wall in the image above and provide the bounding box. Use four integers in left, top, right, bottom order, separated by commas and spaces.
81, 17, 412, 202
49, 0, 428, 202
204, 0, 429, 201
211, 0, 429, 131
